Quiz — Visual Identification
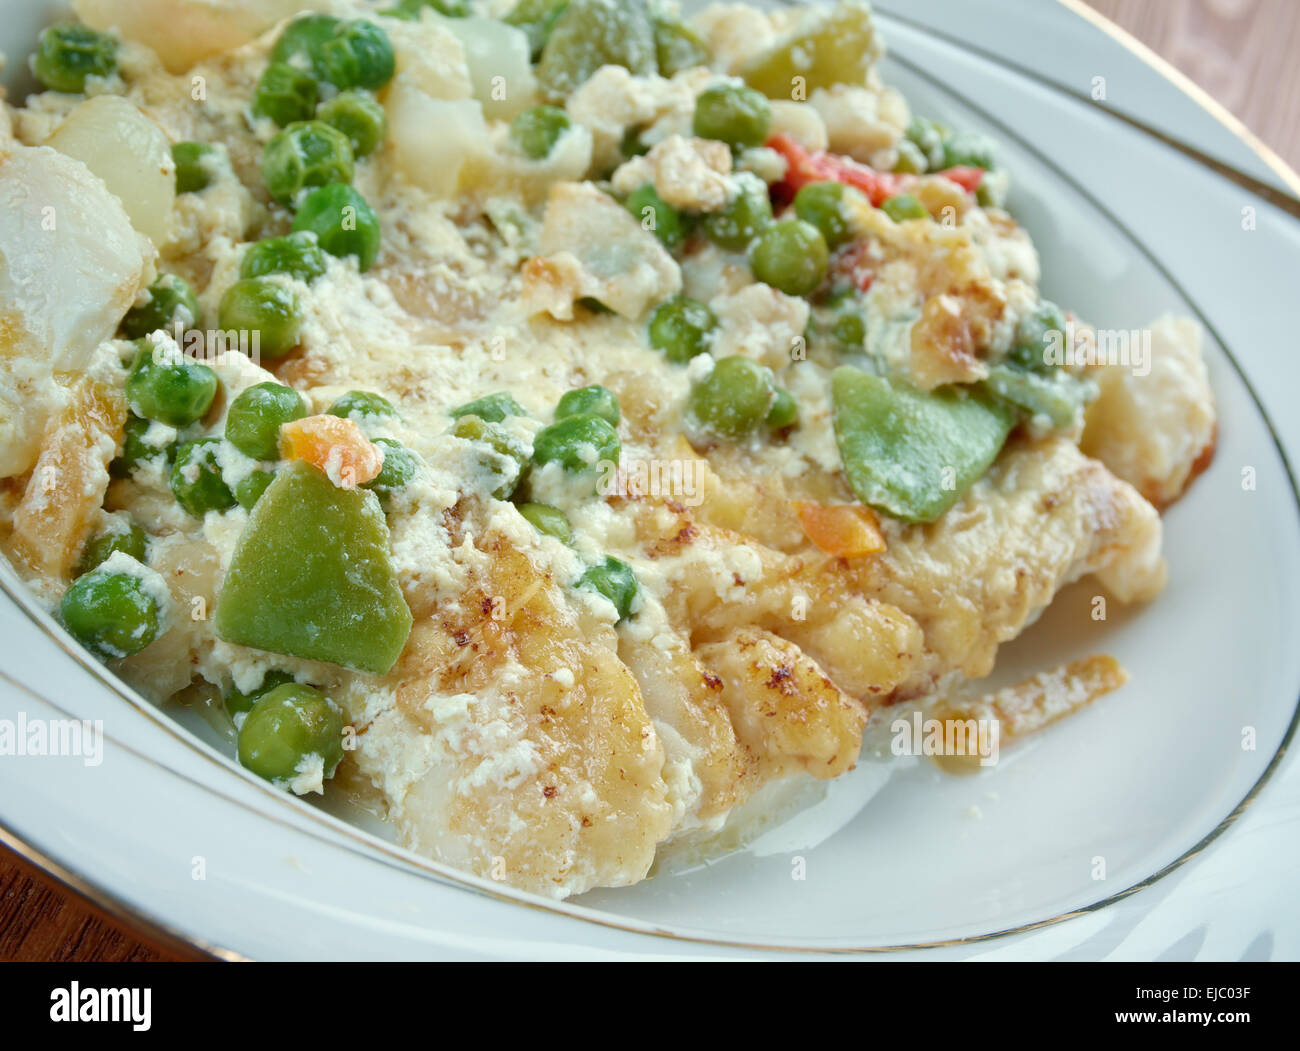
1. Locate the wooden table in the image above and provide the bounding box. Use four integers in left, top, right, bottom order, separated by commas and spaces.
3, 0, 1298, 963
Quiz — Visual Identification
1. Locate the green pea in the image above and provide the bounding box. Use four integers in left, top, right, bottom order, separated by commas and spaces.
364, 438, 417, 496
531, 413, 620, 474
687, 355, 775, 440
250, 62, 319, 128
237, 684, 344, 785
262, 120, 354, 206
880, 193, 929, 223
111, 414, 174, 479
504, 0, 569, 59
317, 89, 386, 158
653, 17, 710, 77
316, 20, 396, 91
702, 177, 772, 251
240, 232, 328, 283
217, 278, 302, 359
620, 125, 650, 159
749, 219, 828, 297
225, 382, 308, 460
510, 105, 572, 160
693, 82, 771, 151
556, 385, 619, 427
125, 341, 218, 427
794, 180, 857, 249
234, 469, 276, 510
624, 183, 687, 249
270, 14, 341, 75
1010, 301, 1068, 372
291, 184, 381, 272
941, 131, 996, 171
172, 142, 217, 194
831, 308, 866, 349
60, 564, 163, 660
516, 502, 572, 544
905, 116, 945, 170
170, 438, 236, 517
449, 392, 523, 423
225, 669, 296, 717
33, 23, 117, 94
328, 390, 398, 423
766, 387, 798, 430
452, 415, 528, 499
891, 139, 927, 175
77, 519, 147, 577
576, 556, 639, 622
121, 274, 200, 340
648, 295, 717, 364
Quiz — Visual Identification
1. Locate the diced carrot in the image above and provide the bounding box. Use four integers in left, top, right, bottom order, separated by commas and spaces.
792, 501, 886, 558
767, 134, 984, 207
279, 414, 384, 488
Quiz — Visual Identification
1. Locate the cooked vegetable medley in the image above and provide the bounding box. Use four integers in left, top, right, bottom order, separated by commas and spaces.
0, 1, 1216, 900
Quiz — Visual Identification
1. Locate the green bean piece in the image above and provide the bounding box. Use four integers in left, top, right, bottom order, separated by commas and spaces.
741, 3, 879, 98
653, 17, 710, 76
504, 0, 570, 59
830, 366, 1016, 523
535, 0, 656, 102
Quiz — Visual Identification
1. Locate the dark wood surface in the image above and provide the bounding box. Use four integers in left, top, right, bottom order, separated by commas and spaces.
3, 0, 1298, 963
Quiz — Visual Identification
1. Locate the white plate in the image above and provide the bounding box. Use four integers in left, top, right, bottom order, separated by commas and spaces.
2, 1, 1299, 959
